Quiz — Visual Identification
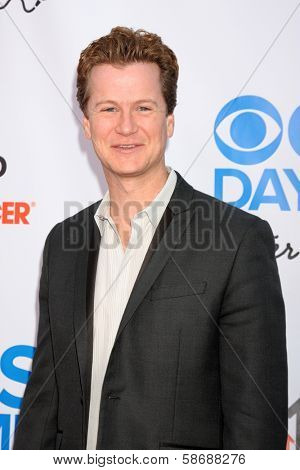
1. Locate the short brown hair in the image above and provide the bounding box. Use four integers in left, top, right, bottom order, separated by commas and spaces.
76, 26, 179, 117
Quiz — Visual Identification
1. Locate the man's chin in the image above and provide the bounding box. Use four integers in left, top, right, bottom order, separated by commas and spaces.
104, 161, 151, 178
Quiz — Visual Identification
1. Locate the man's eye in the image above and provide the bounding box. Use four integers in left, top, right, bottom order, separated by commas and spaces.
138, 106, 151, 111
101, 107, 117, 112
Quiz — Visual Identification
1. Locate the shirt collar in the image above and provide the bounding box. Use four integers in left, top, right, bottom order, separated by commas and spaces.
94, 165, 177, 236
141, 166, 176, 228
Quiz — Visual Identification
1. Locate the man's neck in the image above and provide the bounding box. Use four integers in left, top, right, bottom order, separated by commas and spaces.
104, 163, 170, 227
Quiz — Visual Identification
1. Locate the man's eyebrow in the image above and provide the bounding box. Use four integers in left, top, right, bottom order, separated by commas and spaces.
135, 99, 159, 106
94, 99, 159, 107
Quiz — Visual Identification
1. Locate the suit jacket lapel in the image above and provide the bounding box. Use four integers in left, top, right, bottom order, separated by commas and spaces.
113, 171, 195, 345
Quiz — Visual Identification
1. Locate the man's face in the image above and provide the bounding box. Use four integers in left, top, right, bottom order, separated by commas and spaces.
82, 62, 174, 178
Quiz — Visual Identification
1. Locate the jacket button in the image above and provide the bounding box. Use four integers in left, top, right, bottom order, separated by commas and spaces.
108, 394, 120, 399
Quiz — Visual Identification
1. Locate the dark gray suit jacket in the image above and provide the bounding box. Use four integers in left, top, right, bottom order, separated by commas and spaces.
13, 170, 288, 450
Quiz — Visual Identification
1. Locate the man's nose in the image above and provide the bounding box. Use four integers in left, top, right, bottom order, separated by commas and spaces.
115, 110, 138, 135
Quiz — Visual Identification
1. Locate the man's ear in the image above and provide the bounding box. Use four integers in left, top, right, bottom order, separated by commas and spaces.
83, 115, 91, 139
166, 113, 175, 138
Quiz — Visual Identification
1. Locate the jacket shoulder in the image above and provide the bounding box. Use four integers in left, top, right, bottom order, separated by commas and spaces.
191, 188, 272, 241
45, 200, 101, 247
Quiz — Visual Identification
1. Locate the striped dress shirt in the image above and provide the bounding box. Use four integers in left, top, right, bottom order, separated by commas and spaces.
86, 165, 177, 449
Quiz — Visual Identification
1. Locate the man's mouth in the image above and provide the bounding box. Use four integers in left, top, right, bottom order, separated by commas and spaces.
112, 144, 143, 149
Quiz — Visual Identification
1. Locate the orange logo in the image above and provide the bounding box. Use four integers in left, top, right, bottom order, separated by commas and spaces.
0, 202, 35, 224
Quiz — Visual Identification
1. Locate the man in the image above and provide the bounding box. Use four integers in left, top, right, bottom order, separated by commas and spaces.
14, 26, 288, 450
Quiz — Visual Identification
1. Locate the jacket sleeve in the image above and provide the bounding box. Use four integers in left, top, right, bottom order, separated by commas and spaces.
219, 218, 288, 449
13, 224, 60, 449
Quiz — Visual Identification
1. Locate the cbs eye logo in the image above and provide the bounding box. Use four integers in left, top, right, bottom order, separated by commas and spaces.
214, 95, 300, 163
288, 106, 300, 156
214, 96, 284, 164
